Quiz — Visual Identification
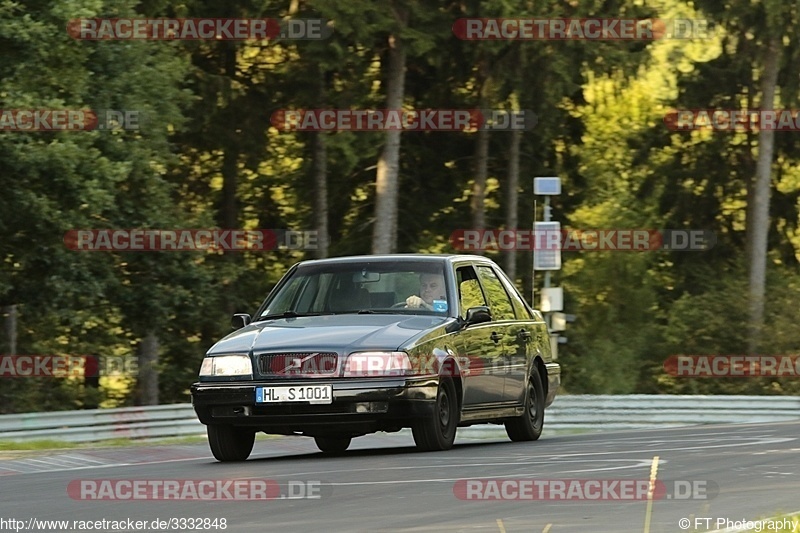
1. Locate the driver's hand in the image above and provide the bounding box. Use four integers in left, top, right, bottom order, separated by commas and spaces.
406, 295, 430, 309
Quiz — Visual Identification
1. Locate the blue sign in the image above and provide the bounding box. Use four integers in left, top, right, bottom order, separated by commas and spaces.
433, 300, 448, 313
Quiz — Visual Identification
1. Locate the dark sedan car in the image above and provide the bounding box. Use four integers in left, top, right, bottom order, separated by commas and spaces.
191, 254, 560, 461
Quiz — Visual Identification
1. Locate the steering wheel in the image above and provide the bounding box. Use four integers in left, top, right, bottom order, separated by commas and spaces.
392, 300, 434, 310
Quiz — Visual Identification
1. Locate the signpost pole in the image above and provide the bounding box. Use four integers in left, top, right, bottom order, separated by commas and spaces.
533, 177, 562, 359
544, 194, 551, 291
532, 197, 537, 306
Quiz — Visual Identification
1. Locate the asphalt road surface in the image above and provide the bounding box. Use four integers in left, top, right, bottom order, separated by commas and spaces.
1, 421, 799, 533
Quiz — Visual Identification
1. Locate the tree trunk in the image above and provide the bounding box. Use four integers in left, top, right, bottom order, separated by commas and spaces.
137, 332, 160, 406
372, 18, 407, 254
504, 129, 522, 281
471, 126, 489, 234
313, 131, 329, 258
219, 41, 240, 317
221, 147, 238, 229
471, 62, 491, 239
744, 76, 756, 266
220, 41, 239, 230
0, 306, 19, 413
313, 69, 329, 258
747, 36, 781, 355
2, 305, 17, 355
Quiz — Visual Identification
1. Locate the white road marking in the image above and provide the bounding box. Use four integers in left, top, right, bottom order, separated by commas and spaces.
288, 459, 660, 486
255, 458, 662, 480
59, 454, 110, 464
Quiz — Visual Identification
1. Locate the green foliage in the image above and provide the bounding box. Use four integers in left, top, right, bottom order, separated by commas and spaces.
2, 0, 800, 412
648, 262, 800, 395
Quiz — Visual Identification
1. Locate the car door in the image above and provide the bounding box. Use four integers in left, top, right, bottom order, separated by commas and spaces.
498, 269, 542, 405
475, 265, 526, 403
453, 264, 506, 406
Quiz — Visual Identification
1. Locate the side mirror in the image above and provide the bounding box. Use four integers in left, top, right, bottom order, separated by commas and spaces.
464, 306, 492, 326
231, 313, 251, 330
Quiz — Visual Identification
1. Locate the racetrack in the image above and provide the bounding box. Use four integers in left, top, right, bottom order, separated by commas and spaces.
1, 422, 798, 533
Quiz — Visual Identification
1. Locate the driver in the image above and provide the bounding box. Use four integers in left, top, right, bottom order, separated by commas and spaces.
405, 272, 445, 310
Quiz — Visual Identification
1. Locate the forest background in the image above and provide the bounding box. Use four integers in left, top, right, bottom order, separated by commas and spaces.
2, 0, 799, 413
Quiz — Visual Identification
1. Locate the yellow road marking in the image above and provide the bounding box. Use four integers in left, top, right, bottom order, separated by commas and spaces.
643, 455, 660, 533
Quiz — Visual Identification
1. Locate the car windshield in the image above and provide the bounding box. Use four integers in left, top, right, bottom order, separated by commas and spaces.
257, 261, 450, 318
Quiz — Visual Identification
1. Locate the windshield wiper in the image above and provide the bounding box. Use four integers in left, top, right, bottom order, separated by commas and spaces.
254, 311, 325, 322
324, 309, 405, 315
355, 309, 409, 314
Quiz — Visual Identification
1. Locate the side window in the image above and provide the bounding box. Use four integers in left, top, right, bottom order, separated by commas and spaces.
456, 265, 487, 319
476, 266, 516, 321
497, 269, 533, 319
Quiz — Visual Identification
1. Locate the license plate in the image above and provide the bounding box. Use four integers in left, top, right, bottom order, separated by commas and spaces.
256, 385, 333, 404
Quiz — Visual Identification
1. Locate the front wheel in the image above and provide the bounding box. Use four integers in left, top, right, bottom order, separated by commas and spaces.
207, 425, 255, 462
314, 435, 351, 454
505, 365, 545, 442
412, 377, 459, 451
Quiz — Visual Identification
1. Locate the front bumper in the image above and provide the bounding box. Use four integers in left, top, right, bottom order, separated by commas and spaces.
191, 377, 438, 436
544, 362, 561, 407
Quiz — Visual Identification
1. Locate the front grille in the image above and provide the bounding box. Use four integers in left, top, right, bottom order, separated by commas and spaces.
252, 404, 352, 416
258, 352, 339, 377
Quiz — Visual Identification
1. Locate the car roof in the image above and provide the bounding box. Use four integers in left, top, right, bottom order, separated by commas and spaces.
294, 254, 496, 267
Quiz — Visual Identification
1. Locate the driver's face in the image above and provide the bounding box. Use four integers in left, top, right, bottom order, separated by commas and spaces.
419, 274, 445, 305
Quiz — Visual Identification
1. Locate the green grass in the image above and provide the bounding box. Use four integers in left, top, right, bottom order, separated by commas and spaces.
0, 439, 81, 451
0, 434, 208, 452
546, 428, 595, 436
0, 432, 284, 453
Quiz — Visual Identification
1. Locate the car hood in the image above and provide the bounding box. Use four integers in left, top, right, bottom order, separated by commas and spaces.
207, 314, 451, 355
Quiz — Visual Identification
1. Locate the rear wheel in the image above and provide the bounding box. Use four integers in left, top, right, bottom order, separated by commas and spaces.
314, 435, 351, 454
505, 365, 545, 442
412, 377, 459, 451
207, 424, 256, 462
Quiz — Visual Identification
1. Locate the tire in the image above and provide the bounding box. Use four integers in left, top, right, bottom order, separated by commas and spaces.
207, 424, 255, 462
505, 365, 545, 442
314, 435, 352, 454
412, 377, 459, 451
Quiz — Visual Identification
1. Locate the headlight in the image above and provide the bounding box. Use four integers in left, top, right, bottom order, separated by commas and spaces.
199, 354, 253, 377
343, 351, 414, 377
